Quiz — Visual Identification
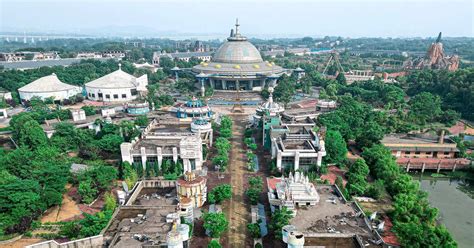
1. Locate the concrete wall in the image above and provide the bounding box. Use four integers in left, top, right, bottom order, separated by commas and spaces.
392, 150, 456, 159
25, 235, 103, 248
85, 86, 136, 102
19, 88, 80, 101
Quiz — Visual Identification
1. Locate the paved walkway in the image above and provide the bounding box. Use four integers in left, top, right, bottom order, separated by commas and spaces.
226, 116, 251, 247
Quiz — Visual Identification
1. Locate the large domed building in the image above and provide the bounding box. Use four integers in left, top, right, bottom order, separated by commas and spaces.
192, 20, 287, 93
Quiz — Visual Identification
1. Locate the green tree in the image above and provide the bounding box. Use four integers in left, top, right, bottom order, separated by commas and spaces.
95, 134, 124, 154
365, 179, 385, 200
269, 207, 293, 239
18, 120, 48, 150
207, 240, 222, 248
203, 212, 229, 238
78, 180, 97, 204
346, 159, 370, 196
81, 106, 96, 116
208, 184, 232, 204
247, 222, 261, 238
408, 92, 442, 125
103, 192, 117, 211
323, 130, 347, 165
134, 115, 149, 127
335, 73, 346, 84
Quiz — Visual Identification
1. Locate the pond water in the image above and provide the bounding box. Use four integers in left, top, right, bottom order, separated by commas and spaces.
414, 176, 474, 248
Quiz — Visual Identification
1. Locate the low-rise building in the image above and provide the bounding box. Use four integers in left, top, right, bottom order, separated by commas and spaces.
270, 123, 326, 171
104, 179, 191, 248
152, 51, 212, 66
76, 52, 103, 59
121, 118, 209, 173
381, 134, 459, 159
381, 133, 471, 172
85, 64, 148, 102
0, 88, 12, 101
267, 172, 320, 215
102, 51, 126, 59
18, 73, 81, 102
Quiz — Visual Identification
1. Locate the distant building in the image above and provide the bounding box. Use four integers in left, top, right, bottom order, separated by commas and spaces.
0, 51, 60, 62
32, 52, 60, 60
152, 51, 213, 66
193, 40, 211, 52
0, 52, 26, 62
343, 70, 375, 84
76, 52, 103, 59
102, 51, 126, 59
133, 62, 158, 73
85, 64, 148, 102
18, 73, 81, 102
0, 89, 12, 101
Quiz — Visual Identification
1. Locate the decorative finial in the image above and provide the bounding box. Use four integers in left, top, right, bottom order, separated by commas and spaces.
235, 18, 240, 35
436, 32, 442, 43
118, 63, 122, 70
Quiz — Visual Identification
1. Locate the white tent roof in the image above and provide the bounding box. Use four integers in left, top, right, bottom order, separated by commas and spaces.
85, 68, 138, 89
18, 73, 79, 93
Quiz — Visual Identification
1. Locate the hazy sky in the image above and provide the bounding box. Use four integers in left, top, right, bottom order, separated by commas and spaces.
1, 0, 473, 38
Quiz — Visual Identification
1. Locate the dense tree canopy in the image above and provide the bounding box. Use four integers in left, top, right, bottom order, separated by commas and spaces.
361, 145, 456, 247
323, 130, 347, 165
405, 68, 474, 121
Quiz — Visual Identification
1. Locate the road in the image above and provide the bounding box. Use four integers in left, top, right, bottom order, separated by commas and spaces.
226, 116, 251, 247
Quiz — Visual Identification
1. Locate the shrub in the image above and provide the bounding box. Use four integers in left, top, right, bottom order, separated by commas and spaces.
208, 184, 232, 204
208, 240, 222, 248
203, 212, 228, 238
247, 222, 261, 238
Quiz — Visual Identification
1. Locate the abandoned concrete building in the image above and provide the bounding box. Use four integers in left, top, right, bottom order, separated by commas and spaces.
120, 117, 212, 173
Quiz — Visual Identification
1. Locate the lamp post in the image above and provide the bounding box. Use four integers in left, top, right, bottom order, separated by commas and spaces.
196, 72, 207, 97
171, 66, 181, 82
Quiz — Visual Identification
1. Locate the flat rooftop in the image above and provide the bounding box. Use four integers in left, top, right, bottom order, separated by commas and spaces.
148, 123, 191, 133
291, 186, 371, 237
105, 207, 177, 248
132, 187, 178, 206
381, 134, 456, 146
104, 181, 179, 248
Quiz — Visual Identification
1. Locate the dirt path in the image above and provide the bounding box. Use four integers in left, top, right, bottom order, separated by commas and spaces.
226, 116, 251, 247
41, 184, 82, 223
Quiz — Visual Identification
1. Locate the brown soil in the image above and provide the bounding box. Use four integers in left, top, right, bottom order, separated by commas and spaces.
223, 116, 252, 248
41, 184, 82, 223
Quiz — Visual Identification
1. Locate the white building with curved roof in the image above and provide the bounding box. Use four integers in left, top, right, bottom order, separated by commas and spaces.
85, 64, 148, 102
192, 20, 288, 93
18, 73, 81, 102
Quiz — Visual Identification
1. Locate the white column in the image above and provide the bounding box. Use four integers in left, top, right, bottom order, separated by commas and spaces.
209, 130, 213, 147
277, 152, 282, 171
294, 152, 300, 171
172, 147, 178, 164
140, 147, 147, 170
317, 153, 323, 167
120, 143, 133, 164
157, 147, 162, 170
183, 158, 191, 172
